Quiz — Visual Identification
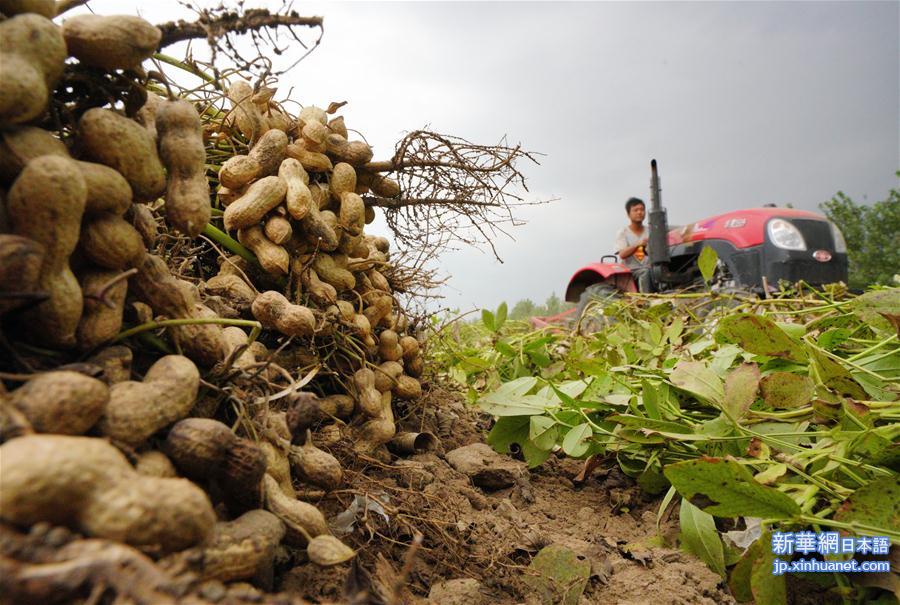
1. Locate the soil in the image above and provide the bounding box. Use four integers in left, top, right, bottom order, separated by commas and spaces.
279, 385, 736, 605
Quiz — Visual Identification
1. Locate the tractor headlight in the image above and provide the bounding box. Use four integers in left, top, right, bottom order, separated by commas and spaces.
767, 219, 806, 251
830, 223, 847, 253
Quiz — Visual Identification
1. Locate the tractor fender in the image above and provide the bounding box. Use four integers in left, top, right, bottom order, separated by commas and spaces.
564, 262, 636, 303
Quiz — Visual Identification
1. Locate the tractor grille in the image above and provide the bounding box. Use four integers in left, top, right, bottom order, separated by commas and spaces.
765, 218, 847, 286
768, 258, 846, 285
790, 219, 834, 250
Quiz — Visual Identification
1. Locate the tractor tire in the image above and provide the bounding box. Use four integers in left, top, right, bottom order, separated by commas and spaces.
575, 282, 620, 330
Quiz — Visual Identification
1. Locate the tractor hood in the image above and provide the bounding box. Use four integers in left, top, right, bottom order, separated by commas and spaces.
667, 207, 826, 250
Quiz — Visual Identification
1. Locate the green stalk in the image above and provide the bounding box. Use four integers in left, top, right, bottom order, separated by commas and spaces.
849, 334, 897, 361
796, 515, 900, 542
153, 53, 216, 83
202, 223, 258, 265
811, 343, 891, 381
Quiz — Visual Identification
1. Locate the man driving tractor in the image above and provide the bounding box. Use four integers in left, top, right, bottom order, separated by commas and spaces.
614, 197, 651, 292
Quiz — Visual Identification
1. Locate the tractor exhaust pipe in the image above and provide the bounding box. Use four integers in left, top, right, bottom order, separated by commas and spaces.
648, 159, 671, 270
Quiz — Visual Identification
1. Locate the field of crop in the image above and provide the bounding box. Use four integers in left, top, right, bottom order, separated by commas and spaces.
430, 286, 899, 604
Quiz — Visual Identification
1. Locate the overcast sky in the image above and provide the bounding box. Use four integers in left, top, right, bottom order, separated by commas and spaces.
76, 1, 899, 312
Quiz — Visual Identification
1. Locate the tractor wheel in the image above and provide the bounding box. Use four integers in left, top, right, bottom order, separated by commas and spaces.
575, 282, 620, 330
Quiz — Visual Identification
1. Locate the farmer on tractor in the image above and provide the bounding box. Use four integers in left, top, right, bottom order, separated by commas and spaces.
554, 159, 850, 326
614, 197, 651, 292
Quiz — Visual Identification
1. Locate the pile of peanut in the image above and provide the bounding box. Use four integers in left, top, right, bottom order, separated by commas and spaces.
0, 3, 428, 594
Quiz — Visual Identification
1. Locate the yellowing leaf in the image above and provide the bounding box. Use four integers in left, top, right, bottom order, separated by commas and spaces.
663, 458, 801, 519
760, 372, 815, 409
716, 314, 808, 362
723, 363, 760, 420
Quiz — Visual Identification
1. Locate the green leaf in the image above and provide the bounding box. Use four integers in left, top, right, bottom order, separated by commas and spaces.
486, 416, 530, 454
723, 363, 760, 420
481, 308, 495, 331
495, 302, 508, 331
528, 349, 552, 368
728, 537, 758, 602
759, 372, 815, 409
541, 380, 589, 404
477, 377, 544, 416
834, 475, 900, 533
562, 422, 593, 457
775, 321, 806, 340
817, 328, 851, 351
663, 458, 801, 519
716, 314, 808, 362
698, 246, 719, 283
458, 354, 491, 371
851, 289, 900, 334
710, 344, 743, 376
688, 338, 714, 356
729, 532, 787, 605
529, 416, 559, 451
666, 317, 684, 345
522, 440, 553, 468
679, 498, 726, 577
642, 380, 661, 420
494, 340, 516, 357
670, 361, 724, 405
656, 486, 678, 532
638, 465, 670, 496
750, 535, 787, 605
648, 322, 663, 346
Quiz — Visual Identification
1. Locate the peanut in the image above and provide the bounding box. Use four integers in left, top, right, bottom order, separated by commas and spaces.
312, 253, 355, 292
285, 142, 333, 173
8, 371, 108, 435
79, 213, 146, 270
78, 108, 166, 202
352, 368, 383, 418
156, 99, 210, 237
327, 115, 348, 138
131, 254, 228, 367
76, 269, 128, 351
7, 156, 86, 347
0, 126, 68, 184
264, 213, 293, 245
325, 133, 373, 166
62, 15, 161, 70
252, 290, 315, 338
289, 434, 343, 491
219, 154, 261, 189
279, 157, 313, 220
238, 225, 289, 276
0, 14, 66, 127
339, 191, 365, 236
97, 355, 200, 447
226, 80, 267, 140
0, 234, 44, 316
248, 128, 288, 176
0, 434, 215, 553
262, 474, 329, 545
223, 175, 287, 231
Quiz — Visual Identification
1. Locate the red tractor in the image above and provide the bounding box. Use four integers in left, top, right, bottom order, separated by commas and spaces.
534, 160, 849, 326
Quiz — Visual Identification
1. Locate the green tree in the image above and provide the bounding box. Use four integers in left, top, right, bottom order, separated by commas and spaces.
820, 180, 899, 290
510, 298, 536, 320
544, 292, 563, 316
